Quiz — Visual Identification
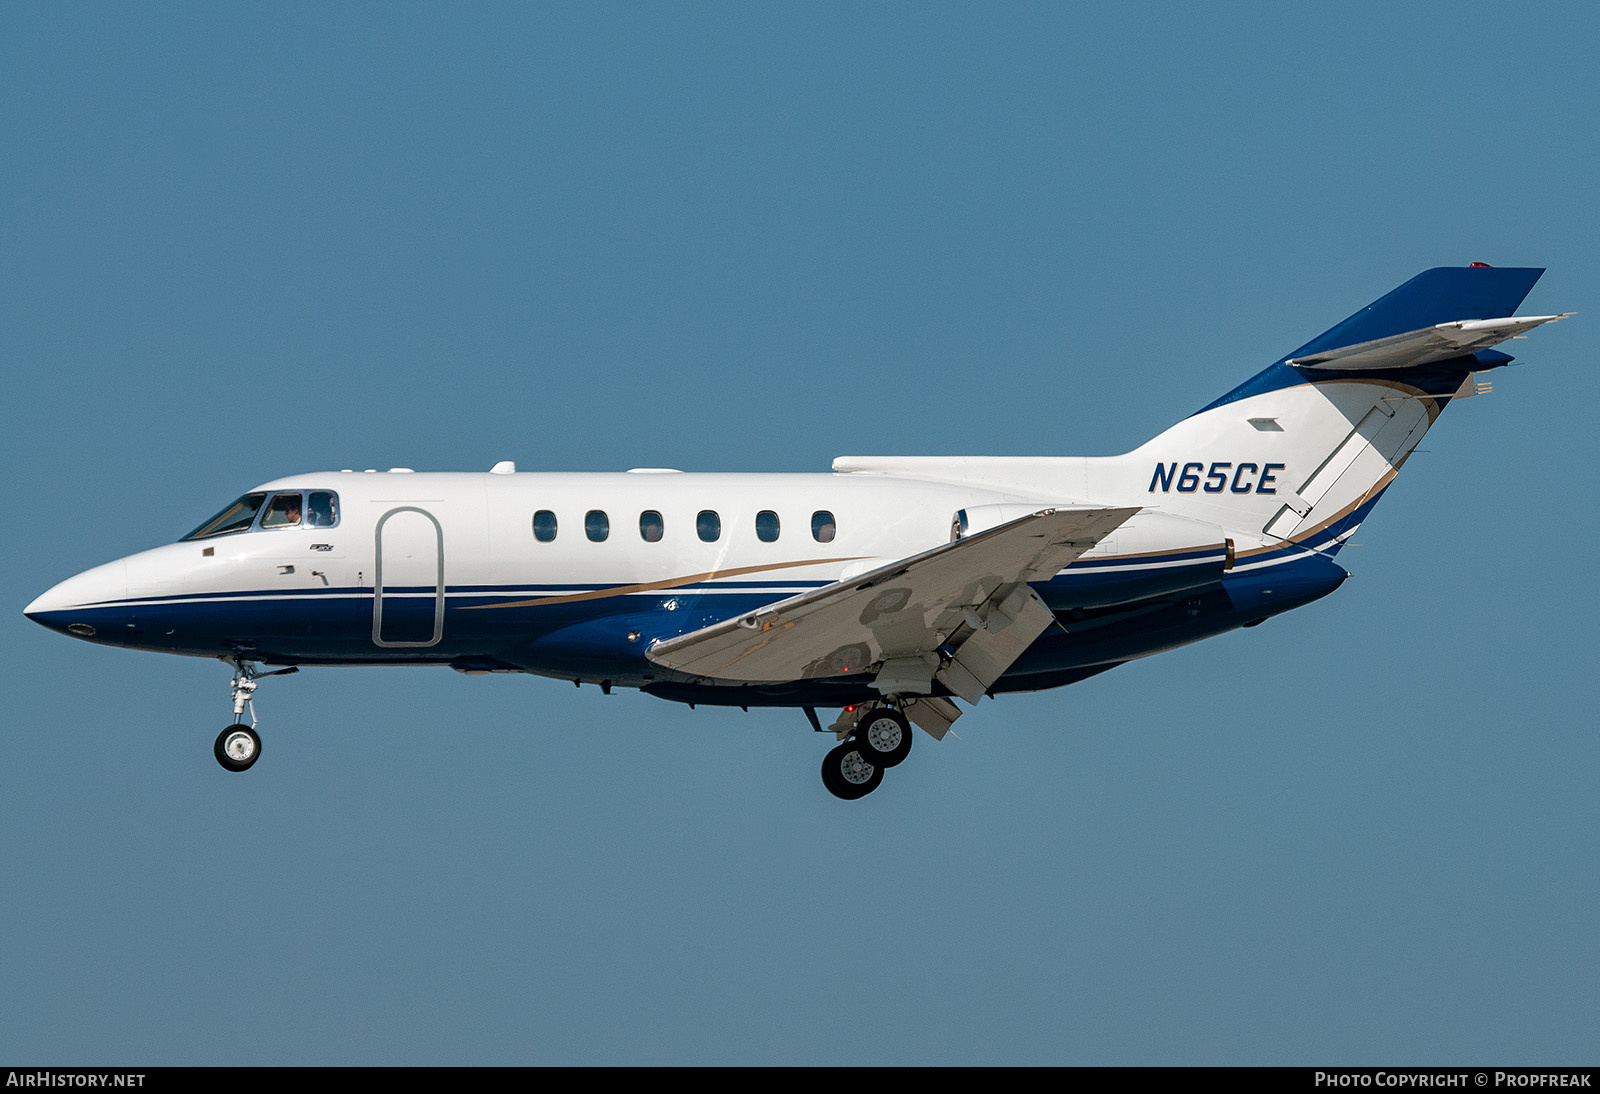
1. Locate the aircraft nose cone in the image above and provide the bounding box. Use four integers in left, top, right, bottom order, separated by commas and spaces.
24, 559, 129, 638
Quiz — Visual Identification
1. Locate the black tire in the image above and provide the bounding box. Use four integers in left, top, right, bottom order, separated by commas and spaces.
820, 742, 883, 800
214, 724, 261, 772
853, 708, 913, 768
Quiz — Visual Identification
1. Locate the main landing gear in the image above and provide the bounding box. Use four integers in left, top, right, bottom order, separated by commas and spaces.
819, 705, 913, 800
214, 657, 296, 773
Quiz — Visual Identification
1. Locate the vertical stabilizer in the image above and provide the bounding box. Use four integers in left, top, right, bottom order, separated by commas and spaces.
1089, 266, 1549, 554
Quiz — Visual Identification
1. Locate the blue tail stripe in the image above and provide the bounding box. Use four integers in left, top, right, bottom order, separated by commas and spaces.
1285, 265, 1543, 362
1192, 266, 1545, 416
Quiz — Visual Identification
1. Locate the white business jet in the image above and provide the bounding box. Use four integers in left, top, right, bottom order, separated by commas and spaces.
25, 265, 1564, 798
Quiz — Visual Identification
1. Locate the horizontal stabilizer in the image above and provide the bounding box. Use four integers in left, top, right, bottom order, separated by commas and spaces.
1287, 314, 1566, 370
1282, 265, 1544, 363
646, 506, 1137, 688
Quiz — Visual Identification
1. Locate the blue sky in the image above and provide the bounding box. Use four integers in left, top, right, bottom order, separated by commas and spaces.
3, 2, 1596, 1064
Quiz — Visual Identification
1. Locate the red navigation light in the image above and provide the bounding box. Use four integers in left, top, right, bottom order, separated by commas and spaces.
1469, 262, 1492, 268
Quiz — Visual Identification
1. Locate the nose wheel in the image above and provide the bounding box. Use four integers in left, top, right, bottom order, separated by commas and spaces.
215, 657, 296, 772
215, 724, 261, 772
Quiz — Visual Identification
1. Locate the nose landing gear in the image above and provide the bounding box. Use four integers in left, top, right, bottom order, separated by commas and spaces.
215, 657, 296, 772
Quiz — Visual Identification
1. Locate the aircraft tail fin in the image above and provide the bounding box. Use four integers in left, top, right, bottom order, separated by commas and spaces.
1121, 265, 1556, 554
836, 267, 1563, 562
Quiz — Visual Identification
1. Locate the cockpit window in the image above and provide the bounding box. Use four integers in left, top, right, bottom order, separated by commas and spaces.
182, 493, 267, 541
307, 491, 339, 528
261, 493, 304, 528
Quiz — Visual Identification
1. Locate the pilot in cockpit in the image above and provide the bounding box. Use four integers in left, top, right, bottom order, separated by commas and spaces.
261, 494, 303, 528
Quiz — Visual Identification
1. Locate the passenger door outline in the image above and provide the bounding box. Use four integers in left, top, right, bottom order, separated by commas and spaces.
372, 506, 445, 648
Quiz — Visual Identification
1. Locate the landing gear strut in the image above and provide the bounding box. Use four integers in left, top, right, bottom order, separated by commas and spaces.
215, 657, 296, 773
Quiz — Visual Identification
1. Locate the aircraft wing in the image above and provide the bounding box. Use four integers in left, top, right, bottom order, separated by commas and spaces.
645, 506, 1138, 702
1286, 314, 1567, 370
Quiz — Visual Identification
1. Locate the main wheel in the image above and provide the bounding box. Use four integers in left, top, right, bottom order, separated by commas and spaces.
820, 742, 883, 800
214, 724, 262, 772
853, 708, 913, 768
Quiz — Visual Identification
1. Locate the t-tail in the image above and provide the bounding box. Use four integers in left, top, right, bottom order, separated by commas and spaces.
834, 265, 1564, 560
1101, 264, 1562, 559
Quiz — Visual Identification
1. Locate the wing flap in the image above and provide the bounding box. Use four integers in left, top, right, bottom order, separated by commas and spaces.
935, 583, 1056, 702
645, 506, 1138, 688
1287, 314, 1565, 370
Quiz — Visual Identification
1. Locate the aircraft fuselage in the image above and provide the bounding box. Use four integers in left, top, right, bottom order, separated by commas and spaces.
25, 468, 1327, 706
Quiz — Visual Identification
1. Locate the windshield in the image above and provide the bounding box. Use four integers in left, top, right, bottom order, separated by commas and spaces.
181, 493, 267, 541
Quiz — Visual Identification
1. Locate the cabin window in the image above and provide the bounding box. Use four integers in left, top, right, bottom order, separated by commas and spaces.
697, 510, 721, 542
812, 510, 837, 543
640, 511, 664, 542
533, 510, 558, 542
260, 493, 304, 529
755, 510, 780, 542
182, 493, 267, 541
585, 510, 610, 542
307, 491, 339, 528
